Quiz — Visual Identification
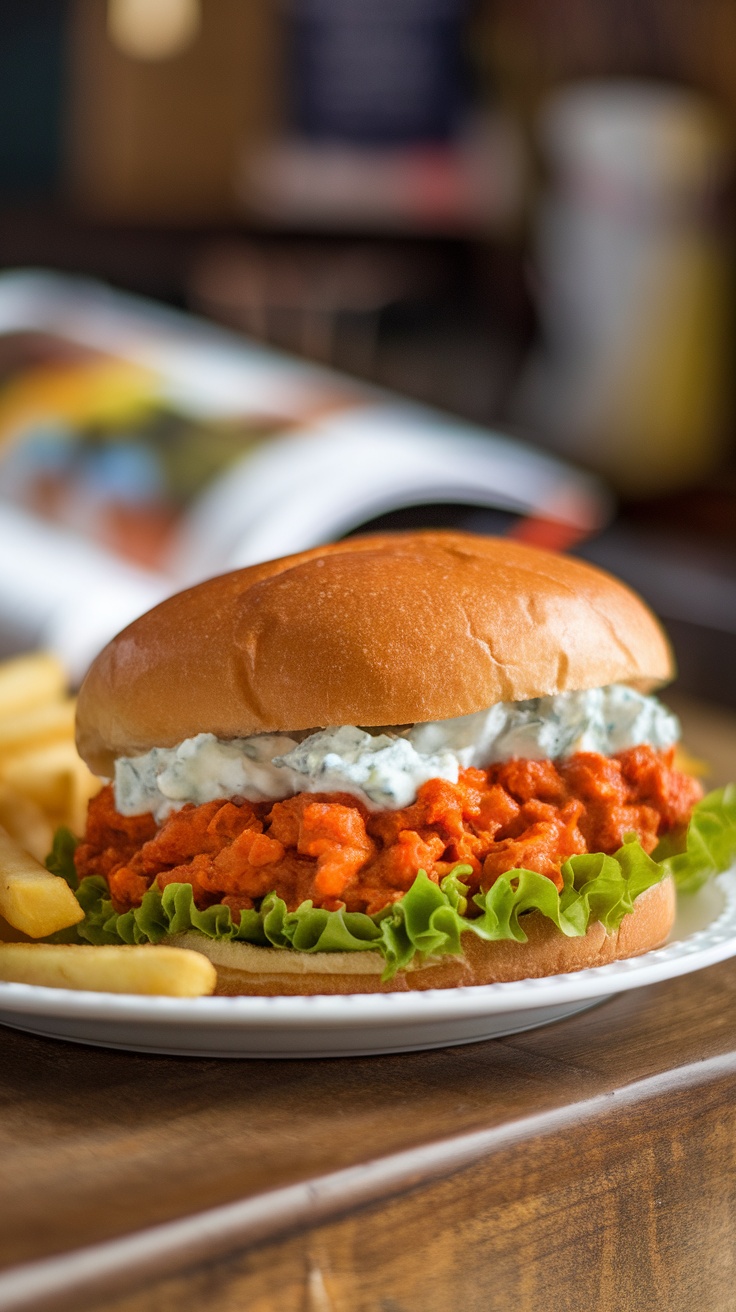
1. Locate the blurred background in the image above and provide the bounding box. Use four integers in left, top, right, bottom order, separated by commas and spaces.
0, 0, 735, 730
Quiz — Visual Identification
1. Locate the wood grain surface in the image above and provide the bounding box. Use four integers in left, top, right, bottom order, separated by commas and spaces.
95, 1062, 736, 1312
0, 694, 734, 1311
2, 956, 736, 1312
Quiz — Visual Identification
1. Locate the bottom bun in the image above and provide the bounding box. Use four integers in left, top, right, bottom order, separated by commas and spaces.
167, 876, 675, 996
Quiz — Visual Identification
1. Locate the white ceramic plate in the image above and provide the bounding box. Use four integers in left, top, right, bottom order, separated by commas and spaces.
1, 873, 735, 1058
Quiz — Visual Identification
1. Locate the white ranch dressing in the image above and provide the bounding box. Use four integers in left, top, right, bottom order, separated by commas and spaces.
114, 684, 679, 822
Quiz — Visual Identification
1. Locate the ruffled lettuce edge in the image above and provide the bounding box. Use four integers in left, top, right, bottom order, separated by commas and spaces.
45, 784, 736, 981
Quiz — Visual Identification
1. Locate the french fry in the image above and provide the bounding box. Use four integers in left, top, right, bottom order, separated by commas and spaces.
0, 740, 90, 816
0, 943, 217, 996
67, 754, 103, 836
0, 913, 31, 943
0, 697, 76, 758
0, 783, 53, 863
0, 824, 84, 937
0, 656, 100, 892
675, 745, 709, 778
0, 652, 66, 720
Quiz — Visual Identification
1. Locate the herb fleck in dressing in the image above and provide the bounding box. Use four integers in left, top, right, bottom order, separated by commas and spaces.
114, 685, 679, 821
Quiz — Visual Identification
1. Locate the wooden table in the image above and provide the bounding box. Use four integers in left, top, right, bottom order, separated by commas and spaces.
1, 695, 735, 1312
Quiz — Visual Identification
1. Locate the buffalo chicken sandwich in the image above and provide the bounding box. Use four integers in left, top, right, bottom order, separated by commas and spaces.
50, 532, 736, 993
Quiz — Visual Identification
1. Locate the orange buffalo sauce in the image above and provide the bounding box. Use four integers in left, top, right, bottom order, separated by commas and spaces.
75, 746, 702, 919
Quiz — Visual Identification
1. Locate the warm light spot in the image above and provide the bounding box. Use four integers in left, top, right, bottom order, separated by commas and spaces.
107, 0, 201, 61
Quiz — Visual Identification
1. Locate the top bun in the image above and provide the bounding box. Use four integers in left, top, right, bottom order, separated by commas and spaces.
76, 532, 674, 775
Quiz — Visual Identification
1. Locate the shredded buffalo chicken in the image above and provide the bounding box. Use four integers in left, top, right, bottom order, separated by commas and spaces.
76, 747, 701, 918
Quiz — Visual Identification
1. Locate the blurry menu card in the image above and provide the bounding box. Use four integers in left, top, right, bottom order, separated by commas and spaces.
0, 271, 609, 675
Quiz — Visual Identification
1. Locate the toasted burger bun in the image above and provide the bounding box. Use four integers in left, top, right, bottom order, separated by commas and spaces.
165, 877, 675, 996
77, 532, 673, 775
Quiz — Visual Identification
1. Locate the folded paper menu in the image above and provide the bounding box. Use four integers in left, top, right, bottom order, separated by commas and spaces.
0, 271, 610, 680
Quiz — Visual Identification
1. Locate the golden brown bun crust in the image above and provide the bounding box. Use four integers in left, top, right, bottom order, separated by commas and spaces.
169, 877, 675, 996
76, 531, 674, 775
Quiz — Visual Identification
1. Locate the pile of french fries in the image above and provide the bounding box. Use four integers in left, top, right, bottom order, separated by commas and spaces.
0, 651, 100, 861
0, 652, 216, 997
